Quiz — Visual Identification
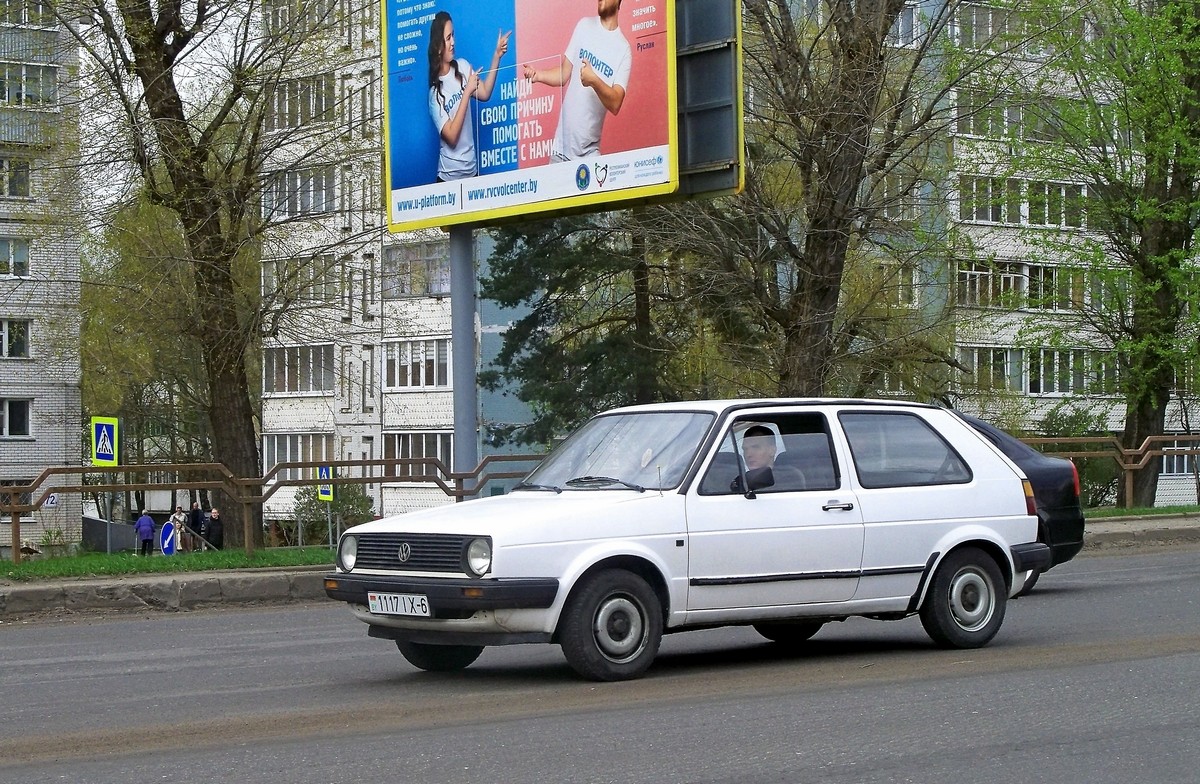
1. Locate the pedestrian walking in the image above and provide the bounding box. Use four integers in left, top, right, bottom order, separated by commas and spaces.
134, 510, 155, 557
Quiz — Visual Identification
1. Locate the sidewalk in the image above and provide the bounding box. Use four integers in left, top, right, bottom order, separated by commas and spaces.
2, 517, 1199, 622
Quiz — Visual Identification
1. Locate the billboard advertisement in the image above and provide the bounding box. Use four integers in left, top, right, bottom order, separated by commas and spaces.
383, 0, 677, 232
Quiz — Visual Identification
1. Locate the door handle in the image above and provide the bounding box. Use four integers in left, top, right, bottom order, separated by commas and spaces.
821, 501, 854, 511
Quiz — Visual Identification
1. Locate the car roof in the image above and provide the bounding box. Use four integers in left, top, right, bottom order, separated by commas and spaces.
601, 398, 942, 416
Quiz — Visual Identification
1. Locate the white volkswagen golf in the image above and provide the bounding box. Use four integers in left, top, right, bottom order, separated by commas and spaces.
324, 399, 1052, 681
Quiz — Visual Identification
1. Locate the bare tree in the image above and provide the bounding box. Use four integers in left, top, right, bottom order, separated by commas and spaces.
55, 0, 381, 545
643, 0, 1038, 397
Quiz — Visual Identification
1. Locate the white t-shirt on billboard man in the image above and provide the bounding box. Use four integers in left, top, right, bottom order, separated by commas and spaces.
429, 58, 480, 180
524, 1, 632, 160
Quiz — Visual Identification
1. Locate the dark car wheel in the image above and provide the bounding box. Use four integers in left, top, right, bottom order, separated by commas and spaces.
395, 641, 484, 671
1015, 567, 1041, 597
919, 547, 1006, 648
753, 621, 825, 647
559, 570, 663, 682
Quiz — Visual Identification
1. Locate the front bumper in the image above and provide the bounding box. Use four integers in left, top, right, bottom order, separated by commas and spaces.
323, 571, 560, 614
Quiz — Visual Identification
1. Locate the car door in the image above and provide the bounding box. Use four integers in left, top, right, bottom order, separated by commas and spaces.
684, 409, 864, 617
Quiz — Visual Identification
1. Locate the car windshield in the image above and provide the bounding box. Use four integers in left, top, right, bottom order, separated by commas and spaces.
520, 411, 715, 491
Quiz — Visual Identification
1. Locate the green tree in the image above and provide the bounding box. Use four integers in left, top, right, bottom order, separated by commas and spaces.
1013, 0, 1200, 505
288, 484, 375, 547
481, 213, 707, 445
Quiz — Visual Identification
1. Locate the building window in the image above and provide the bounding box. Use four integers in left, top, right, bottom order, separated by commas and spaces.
888, 3, 920, 47
1027, 181, 1085, 227
383, 431, 453, 479
0, 237, 28, 276
878, 263, 918, 307
1027, 264, 1084, 311
957, 3, 1014, 50
266, 73, 334, 130
0, 1, 53, 26
1027, 348, 1118, 395
261, 166, 336, 218
1, 398, 30, 436
262, 254, 340, 303
263, 433, 335, 481
957, 346, 1023, 391
955, 88, 1007, 138
263, 0, 336, 36
384, 338, 451, 389
0, 479, 32, 506
0, 157, 30, 197
382, 241, 450, 298
1162, 440, 1198, 476
0, 62, 56, 105
957, 261, 1024, 307
264, 344, 335, 393
1, 318, 28, 357
958, 176, 1021, 224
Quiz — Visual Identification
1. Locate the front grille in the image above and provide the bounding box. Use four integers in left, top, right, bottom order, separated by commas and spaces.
355, 532, 468, 572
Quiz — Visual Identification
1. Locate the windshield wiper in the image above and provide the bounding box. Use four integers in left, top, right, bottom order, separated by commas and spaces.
564, 476, 645, 492
514, 481, 562, 493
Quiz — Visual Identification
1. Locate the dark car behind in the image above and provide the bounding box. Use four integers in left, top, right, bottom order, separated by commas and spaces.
957, 412, 1086, 593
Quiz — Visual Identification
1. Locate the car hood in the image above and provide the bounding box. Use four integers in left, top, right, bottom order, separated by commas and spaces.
344, 489, 677, 544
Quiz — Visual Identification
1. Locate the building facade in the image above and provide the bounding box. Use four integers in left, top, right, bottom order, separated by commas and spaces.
258, 1, 535, 525
0, 8, 82, 547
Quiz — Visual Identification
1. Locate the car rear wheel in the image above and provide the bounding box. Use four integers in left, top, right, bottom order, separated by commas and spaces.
559, 570, 663, 682
919, 547, 1006, 648
753, 621, 825, 646
395, 641, 484, 671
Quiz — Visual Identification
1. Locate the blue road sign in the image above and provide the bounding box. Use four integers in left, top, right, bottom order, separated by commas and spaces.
91, 417, 118, 466
318, 466, 334, 502
160, 522, 176, 556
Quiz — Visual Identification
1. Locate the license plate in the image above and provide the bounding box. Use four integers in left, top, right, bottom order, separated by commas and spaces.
367, 592, 431, 617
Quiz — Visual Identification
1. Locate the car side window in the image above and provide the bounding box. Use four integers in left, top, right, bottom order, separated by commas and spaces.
839, 412, 972, 488
697, 413, 840, 495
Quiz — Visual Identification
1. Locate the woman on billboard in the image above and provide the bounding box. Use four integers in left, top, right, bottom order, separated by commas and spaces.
427, 11, 511, 181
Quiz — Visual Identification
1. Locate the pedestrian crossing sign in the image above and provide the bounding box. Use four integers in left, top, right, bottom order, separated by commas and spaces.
91, 416, 119, 466
318, 466, 334, 502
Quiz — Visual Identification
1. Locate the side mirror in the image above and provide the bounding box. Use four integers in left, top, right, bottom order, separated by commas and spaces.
732, 466, 775, 494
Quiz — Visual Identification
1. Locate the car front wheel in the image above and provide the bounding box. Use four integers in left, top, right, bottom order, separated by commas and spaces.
559, 570, 663, 682
919, 547, 1006, 648
395, 641, 484, 671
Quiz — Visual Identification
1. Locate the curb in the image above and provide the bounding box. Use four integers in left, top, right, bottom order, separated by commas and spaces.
0, 566, 330, 622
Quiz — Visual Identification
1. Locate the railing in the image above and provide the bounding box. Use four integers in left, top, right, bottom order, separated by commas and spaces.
0, 455, 544, 564
1022, 434, 1200, 508
6, 435, 1200, 564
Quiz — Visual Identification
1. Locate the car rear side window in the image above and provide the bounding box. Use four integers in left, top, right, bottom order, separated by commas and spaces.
839, 412, 972, 489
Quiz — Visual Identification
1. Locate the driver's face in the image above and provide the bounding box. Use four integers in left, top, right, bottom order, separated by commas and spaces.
743, 436, 776, 470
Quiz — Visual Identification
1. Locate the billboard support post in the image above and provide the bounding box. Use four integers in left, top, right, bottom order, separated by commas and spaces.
450, 224, 479, 490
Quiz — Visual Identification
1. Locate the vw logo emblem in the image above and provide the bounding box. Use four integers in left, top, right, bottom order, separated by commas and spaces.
397, 543, 412, 562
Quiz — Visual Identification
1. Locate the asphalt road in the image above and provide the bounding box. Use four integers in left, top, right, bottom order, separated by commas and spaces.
2, 545, 1198, 784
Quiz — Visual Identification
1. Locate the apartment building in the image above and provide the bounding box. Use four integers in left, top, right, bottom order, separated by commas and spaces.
0, 6, 82, 546
258, 1, 534, 523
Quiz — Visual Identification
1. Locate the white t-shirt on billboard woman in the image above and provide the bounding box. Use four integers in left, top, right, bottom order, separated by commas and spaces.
429, 58, 478, 180
551, 17, 632, 160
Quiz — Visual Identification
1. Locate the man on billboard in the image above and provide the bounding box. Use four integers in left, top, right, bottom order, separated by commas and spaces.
427, 10, 512, 180
521, 0, 631, 161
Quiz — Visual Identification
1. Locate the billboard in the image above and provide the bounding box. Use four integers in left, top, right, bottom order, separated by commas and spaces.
383, 0, 677, 232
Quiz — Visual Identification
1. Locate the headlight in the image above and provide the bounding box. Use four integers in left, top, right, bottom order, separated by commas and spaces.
338, 535, 357, 571
465, 538, 492, 577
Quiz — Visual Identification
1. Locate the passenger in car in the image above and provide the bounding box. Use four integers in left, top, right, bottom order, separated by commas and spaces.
742, 426, 808, 491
